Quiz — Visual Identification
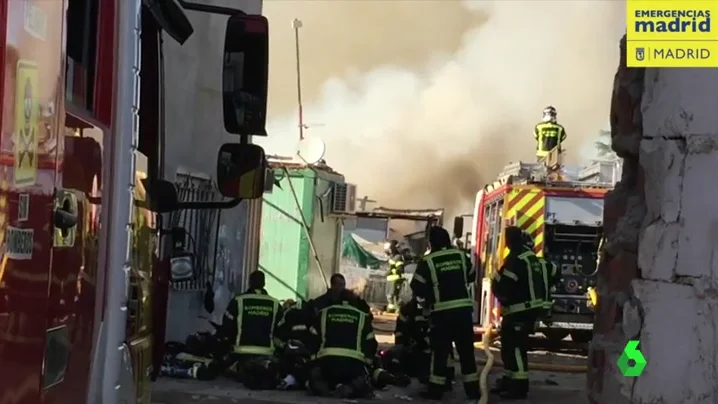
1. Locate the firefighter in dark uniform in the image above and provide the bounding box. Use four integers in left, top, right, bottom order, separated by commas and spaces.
309, 273, 372, 316
490, 227, 553, 399
275, 300, 314, 390
306, 296, 378, 398
220, 271, 283, 389
534, 105, 567, 161
390, 297, 455, 386
384, 240, 406, 313
410, 227, 479, 401
521, 230, 560, 312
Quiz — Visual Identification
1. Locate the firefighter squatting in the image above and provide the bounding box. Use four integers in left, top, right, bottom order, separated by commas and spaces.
160, 225, 562, 401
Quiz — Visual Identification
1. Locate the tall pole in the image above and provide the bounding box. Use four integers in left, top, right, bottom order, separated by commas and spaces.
293, 18, 304, 141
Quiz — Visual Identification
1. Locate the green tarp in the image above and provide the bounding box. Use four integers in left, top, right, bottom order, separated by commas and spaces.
341, 233, 384, 269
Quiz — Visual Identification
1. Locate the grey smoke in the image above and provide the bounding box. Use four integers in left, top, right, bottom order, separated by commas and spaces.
259, 0, 625, 215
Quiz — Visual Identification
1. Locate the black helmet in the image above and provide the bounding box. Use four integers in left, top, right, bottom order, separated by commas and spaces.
521, 230, 535, 249
504, 226, 525, 251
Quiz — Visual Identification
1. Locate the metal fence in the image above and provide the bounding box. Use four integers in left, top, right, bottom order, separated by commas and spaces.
169, 173, 222, 291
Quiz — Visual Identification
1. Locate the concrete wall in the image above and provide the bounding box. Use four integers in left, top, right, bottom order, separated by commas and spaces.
588, 36, 718, 404
162, 0, 263, 342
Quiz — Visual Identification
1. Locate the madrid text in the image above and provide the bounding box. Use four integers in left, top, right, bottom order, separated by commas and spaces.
653, 47, 710, 60
634, 10, 711, 33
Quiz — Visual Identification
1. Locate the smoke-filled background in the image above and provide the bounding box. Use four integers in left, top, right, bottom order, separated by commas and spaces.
258, 0, 626, 216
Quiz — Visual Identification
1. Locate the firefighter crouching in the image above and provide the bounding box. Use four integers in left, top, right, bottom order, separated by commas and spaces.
390, 297, 430, 380
219, 271, 284, 390
384, 240, 406, 313
491, 227, 553, 399
388, 296, 454, 387
368, 353, 411, 390
275, 299, 315, 390
410, 227, 479, 401
306, 299, 378, 398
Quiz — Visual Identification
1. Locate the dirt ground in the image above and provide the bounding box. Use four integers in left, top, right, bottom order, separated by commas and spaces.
152, 316, 589, 404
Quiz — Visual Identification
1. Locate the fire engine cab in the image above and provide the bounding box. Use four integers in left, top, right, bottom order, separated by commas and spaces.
466, 156, 618, 343
0, 0, 270, 403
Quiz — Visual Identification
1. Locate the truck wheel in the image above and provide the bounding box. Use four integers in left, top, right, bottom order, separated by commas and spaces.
542, 329, 569, 342
570, 330, 593, 344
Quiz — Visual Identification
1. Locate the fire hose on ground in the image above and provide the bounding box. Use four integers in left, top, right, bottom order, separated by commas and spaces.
478, 328, 494, 404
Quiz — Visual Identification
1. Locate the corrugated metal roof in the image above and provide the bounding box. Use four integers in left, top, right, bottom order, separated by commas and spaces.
355, 206, 444, 222
267, 154, 340, 174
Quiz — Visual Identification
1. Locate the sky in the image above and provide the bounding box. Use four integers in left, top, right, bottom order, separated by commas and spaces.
258, 0, 626, 215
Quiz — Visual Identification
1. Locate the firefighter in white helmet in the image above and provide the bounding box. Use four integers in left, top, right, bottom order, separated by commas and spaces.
534, 105, 567, 161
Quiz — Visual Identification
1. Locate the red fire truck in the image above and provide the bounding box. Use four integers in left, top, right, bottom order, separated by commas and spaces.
0, 1, 269, 403
467, 159, 612, 343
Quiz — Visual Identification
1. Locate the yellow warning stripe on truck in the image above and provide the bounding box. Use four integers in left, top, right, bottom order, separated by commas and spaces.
503, 187, 545, 257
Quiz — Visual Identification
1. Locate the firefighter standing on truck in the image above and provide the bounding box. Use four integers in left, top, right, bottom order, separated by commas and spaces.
220, 270, 284, 389
306, 293, 378, 399
410, 227, 479, 401
384, 240, 406, 313
490, 227, 553, 399
534, 105, 567, 161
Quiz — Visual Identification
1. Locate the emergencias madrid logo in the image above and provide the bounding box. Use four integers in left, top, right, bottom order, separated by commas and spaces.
626, 0, 718, 67
617, 340, 647, 377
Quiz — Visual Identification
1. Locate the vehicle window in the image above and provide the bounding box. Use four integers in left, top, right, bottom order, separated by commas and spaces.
65, 0, 99, 111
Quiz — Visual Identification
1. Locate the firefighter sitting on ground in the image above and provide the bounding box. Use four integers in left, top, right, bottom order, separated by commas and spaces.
219, 270, 284, 390
534, 105, 567, 161
490, 227, 554, 399
385, 296, 454, 387
410, 227, 480, 401
384, 240, 406, 313
306, 288, 378, 399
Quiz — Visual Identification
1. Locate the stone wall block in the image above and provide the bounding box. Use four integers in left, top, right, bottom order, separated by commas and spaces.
631, 280, 716, 404
639, 139, 684, 224
593, 292, 618, 335
610, 35, 644, 159
603, 188, 627, 247
642, 69, 718, 137
638, 220, 679, 281
676, 148, 718, 279
587, 347, 606, 400
607, 251, 638, 294
611, 194, 645, 254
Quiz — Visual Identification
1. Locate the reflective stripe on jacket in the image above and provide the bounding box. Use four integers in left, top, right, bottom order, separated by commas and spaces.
233, 293, 281, 355
311, 303, 377, 364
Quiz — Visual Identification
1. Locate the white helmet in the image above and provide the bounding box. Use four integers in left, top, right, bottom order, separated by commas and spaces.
542, 105, 557, 123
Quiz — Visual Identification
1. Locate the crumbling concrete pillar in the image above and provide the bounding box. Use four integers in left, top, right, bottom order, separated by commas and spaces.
589, 36, 718, 404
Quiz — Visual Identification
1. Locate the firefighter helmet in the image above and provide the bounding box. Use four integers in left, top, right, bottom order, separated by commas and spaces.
384, 239, 399, 255
521, 230, 535, 249
542, 105, 557, 122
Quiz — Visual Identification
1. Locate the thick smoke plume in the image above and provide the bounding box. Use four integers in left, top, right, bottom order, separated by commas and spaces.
260, 0, 625, 216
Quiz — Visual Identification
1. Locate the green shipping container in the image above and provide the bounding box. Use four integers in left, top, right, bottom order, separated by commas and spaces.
259, 165, 344, 301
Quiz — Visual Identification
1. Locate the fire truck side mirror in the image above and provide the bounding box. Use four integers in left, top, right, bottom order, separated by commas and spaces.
216, 143, 266, 199
140, 178, 180, 213
145, 0, 194, 45
452, 216, 464, 240
223, 13, 269, 137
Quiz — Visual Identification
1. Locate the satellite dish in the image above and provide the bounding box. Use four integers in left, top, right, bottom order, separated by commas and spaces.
296, 136, 326, 165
